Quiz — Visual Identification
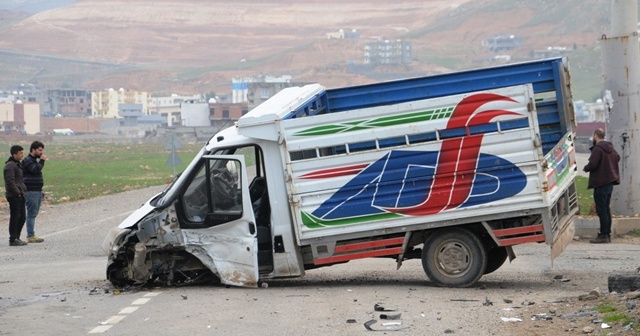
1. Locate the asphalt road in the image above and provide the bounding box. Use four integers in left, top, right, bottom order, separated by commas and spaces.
1, 184, 639, 336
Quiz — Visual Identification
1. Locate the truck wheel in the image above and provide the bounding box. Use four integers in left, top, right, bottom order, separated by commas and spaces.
422, 228, 487, 287
484, 246, 508, 275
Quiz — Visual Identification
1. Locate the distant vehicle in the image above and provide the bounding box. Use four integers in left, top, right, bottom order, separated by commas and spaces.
53, 128, 74, 135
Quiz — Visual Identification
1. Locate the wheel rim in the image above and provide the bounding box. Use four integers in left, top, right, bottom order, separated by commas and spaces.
433, 239, 472, 278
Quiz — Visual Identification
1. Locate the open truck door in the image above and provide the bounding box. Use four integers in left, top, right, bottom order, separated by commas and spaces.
181, 155, 259, 287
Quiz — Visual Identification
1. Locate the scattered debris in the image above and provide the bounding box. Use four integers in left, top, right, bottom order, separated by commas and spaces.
521, 300, 535, 306
450, 299, 479, 302
373, 303, 396, 311
625, 291, 640, 300
578, 294, 598, 301
444, 329, 455, 334
363, 319, 407, 331
559, 311, 597, 319
346, 319, 357, 323
500, 317, 523, 322
626, 299, 637, 310
582, 326, 594, 333
380, 313, 401, 320
553, 274, 563, 280
482, 297, 493, 306
623, 322, 633, 331
181, 295, 188, 300
600, 323, 611, 329
381, 322, 402, 326
503, 298, 513, 304
531, 313, 552, 321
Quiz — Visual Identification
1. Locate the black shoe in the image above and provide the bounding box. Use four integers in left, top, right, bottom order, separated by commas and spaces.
9, 239, 28, 246
589, 234, 611, 244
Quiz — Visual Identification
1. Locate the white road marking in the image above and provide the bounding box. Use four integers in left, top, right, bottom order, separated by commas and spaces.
118, 306, 139, 314
132, 298, 151, 305
88, 292, 160, 334
88, 325, 112, 334
104, 315, 126, 324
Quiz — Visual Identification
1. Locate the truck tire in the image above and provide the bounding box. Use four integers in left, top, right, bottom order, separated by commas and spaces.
422, 228, 487, 287
484, 246, 508, 275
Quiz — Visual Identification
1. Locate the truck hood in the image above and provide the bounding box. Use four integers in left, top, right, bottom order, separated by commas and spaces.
117, 194, 158, 229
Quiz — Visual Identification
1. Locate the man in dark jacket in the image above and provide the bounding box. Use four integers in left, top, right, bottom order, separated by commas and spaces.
583, 128, 620, 243
22, 141, 47, 243
4, 145, 27, 246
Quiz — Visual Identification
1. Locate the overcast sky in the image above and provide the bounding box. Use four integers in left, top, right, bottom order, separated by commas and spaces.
0, 0, 76, 14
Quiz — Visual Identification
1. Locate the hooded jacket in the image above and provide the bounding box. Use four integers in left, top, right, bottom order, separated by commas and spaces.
4, 156, 27, 198
583, 140, 620, 189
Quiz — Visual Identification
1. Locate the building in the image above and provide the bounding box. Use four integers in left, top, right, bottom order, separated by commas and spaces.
181, 102, 210, 127
45, 89, 92, 117
364, 39, 412, 65
149, 93, 204, 127
0, 101, 41, 135
91, 88, 150, 118
208, 102, 248, 129
326, 28, 360, 40
483, 35, 523, 52
232, 75, 292, 104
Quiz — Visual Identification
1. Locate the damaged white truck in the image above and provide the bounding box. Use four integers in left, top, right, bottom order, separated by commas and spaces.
102, 57, 579, 288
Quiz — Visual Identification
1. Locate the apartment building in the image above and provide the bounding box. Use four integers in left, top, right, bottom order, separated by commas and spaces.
91, 88, 150, 118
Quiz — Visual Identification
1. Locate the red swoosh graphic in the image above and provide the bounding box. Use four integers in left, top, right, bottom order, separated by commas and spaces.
300, 163, 368, 179
383, 93, 520, 215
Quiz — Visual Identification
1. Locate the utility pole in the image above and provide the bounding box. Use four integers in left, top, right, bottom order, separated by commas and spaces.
601, 0, 640, 216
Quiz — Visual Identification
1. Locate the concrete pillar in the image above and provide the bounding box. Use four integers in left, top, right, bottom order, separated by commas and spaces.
601, 0, 640, 216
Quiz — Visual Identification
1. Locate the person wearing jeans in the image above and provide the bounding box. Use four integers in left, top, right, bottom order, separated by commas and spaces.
22, 141, 48, 244
4, 145, 28, 246
583, 128, 620, 244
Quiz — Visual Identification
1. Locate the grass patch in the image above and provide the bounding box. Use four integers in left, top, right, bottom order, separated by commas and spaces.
575, 176, 592, 216
0, 141, 200, 204
626, 229, 640, 237
603, 312, 634, 325
596, 304, 616, 313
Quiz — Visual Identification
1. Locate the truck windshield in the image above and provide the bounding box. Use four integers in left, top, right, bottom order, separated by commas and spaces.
153, 146, 249, 209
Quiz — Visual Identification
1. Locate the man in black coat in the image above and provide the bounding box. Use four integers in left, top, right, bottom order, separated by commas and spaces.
583, 128, 620, 244
4, 145, 27, 246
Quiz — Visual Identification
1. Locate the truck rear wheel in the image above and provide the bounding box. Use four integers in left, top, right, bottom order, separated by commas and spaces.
422, 228, 487, 287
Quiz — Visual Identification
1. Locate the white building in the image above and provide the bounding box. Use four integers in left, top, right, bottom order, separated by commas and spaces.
149, 93, 204, 126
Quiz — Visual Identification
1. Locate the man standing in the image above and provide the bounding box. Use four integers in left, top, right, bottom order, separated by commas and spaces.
22, 141, 47, 243
4, 145, 27, 246
583, 128, 620, 244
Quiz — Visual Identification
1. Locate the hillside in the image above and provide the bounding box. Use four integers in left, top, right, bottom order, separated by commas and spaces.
0, 0, 618, 100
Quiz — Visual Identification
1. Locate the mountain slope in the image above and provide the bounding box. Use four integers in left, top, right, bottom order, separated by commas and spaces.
0, 0, 616, 99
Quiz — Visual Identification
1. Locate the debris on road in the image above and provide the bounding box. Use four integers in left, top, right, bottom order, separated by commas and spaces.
380, 313, 401, 320
363, 319, 408, 331
582, 326, 594, 333
373, 303, 396, 311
